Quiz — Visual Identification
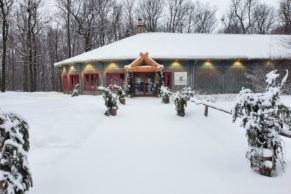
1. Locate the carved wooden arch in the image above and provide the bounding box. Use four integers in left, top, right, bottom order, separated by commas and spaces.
124, 52, 164, 72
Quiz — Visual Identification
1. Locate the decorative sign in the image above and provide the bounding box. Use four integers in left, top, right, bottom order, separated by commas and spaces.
174, 72, 187, 86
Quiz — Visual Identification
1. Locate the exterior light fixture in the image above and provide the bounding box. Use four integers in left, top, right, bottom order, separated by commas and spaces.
62, 67, 67, 74
107, 62, 119, 70
170, 60, 182, 69
69, 65, 76, 73
84, 64, 95, 72
202, 61, 214, 68
265, 61, 274, 68
232, 60, 244, 68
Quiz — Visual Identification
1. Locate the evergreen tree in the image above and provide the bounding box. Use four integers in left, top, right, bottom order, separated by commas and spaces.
153, 71, 164, 97
110, 85, 126, 105
71, 84, 80, 97
172, 87, 193, 117
233, 70, 290, 176
161, 86, 171, 104
98, 87, 118, 116
125, 71, 134, 97
0, 112, 33, 194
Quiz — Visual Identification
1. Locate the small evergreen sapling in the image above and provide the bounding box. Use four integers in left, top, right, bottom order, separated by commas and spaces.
172, 87, 193, 117
71, 84, 80, 97
0, 112, 33, 194
233, 70, 289, 176
160, 86, 171, 104
98, 87, 118, 116
109, 85, 126, 105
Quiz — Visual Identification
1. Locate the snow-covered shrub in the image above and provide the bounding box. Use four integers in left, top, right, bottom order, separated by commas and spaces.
172, 87, 194, 117
98, 87, 118, 116
109, 85, 126, 105
161, 86, 171, 104
0, 112, 33, 194
153, 71, 164, 97
71, 84, 80, 97
125, 71, 134, 97
233, 70, 290, 176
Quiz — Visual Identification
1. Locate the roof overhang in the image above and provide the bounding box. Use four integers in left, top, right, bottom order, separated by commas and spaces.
124, 52, 164, 72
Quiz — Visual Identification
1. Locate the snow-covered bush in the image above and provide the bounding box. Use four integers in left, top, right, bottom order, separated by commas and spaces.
125, 71, 134, 98
172, 87, 193, 117
71, 84, 80, 97
0, 112, 33, 194
98, 87, 118, 116
153, 71, 164, 97
233, 70, 290, 176
160, 86, 171, 104
109, 85, 126, 105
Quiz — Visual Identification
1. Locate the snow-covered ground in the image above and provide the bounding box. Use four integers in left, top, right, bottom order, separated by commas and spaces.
0, 92, 291, 194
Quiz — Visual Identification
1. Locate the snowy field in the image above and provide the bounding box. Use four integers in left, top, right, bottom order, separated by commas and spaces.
0, 92, 291, 194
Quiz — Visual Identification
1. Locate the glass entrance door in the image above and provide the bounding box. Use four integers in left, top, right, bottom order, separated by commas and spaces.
145, 73, 155, 95
134, 72, 155, 96
134, 73, 144, 96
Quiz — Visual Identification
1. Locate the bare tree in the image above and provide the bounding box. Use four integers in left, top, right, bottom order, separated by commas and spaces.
277, 0, 291, 34
183, 1, 217, 33
222, 0, 256, 34
71, 0, 97, 52
57, 0, 72, 58
109, 2, 123, 42
165, 0, 189, 33
0, 0, 14, 92
16, 0, 45, 92
123, 0, 136, 37
253, 3, 275, 34
194, 1, 217, 33
95, 0, 114, 47
137, 0, 164, 32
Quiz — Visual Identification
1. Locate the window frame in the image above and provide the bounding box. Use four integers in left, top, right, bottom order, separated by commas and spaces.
106, 73, 125, 87
69, 74, 79, 91
83, 73, 100, 91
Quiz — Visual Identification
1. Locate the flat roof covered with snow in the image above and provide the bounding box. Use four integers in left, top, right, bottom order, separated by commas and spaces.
54, 33, 291, 67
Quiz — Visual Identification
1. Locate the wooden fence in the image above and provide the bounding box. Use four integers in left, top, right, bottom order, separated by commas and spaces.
191, 100, 291, 139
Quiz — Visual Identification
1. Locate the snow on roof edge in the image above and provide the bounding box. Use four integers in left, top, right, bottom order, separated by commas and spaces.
54, 33, 291, 67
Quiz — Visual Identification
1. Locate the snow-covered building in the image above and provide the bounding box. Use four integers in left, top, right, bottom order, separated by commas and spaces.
54, 33, 291, 95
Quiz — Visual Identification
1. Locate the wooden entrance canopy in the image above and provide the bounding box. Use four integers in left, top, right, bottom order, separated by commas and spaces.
124, 52, 164, 72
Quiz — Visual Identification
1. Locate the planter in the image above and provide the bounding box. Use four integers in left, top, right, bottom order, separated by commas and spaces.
162, 96, 170, 104
0, 180, 7, 193
177, 109, 185, 117
250, 156, 273, 177
119, 98, 126, 105
110, 107, 117, 116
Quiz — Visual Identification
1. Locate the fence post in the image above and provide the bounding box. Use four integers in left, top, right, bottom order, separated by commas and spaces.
204, 105, 208, 117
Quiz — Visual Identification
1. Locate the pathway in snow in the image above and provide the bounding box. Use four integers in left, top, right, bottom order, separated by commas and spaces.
0, 92, 290, 194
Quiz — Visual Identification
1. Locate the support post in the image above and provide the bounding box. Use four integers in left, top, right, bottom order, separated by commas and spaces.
204, 105, 208, 117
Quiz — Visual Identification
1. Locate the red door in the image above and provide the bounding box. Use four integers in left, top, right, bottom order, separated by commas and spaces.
133, 72, 155, 96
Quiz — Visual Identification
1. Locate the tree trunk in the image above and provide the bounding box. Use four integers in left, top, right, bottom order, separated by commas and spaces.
1, 16, 7, 92
67, 10, 71, 58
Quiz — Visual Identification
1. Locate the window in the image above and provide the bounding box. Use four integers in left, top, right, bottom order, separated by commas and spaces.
84, 73, 100, 91
69, 74, 79, 91
163, 72, 172, 89
106, 73, 124, 87
62, 75, 67, 91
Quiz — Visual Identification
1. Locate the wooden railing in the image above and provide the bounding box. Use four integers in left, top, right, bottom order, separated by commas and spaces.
191, 100, 291, 139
